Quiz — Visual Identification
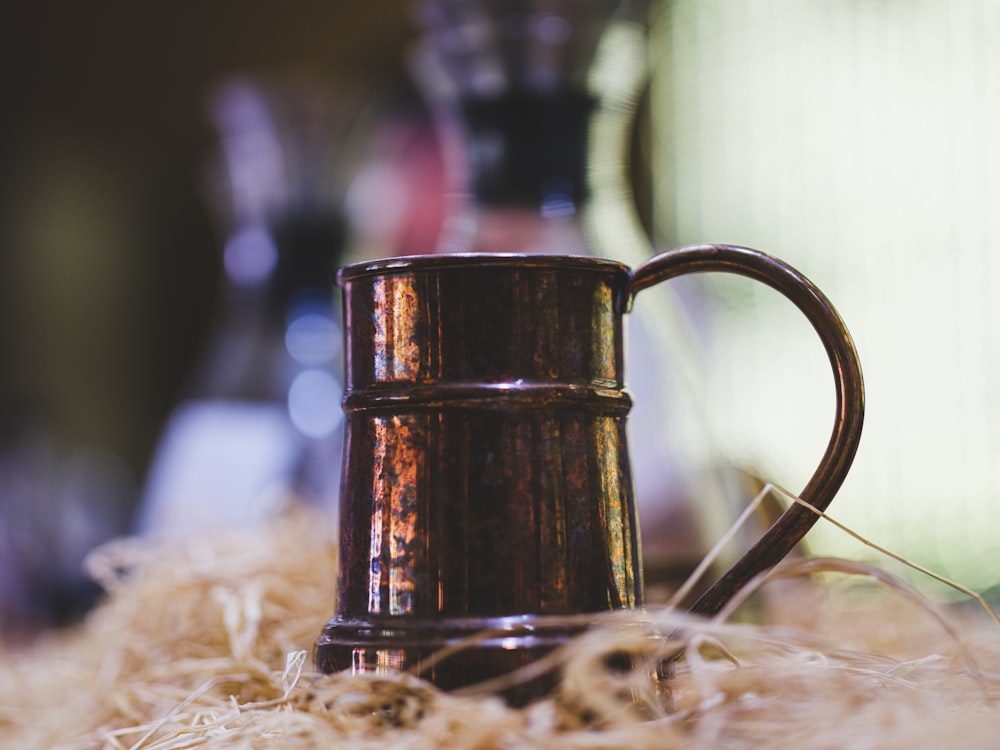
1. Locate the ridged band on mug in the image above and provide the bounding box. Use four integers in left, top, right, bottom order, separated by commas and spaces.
342, 382, 633, 414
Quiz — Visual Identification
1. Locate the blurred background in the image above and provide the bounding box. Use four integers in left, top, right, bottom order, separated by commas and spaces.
2, 0, 998, 636
0, 0, 420, 634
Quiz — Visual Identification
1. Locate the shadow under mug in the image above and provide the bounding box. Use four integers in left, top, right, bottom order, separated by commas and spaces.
315, 244, 864, 695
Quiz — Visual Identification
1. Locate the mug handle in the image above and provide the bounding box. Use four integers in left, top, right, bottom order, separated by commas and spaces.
627, 244, 865, 617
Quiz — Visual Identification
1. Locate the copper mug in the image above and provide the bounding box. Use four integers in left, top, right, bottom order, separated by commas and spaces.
315, 245, 864, 692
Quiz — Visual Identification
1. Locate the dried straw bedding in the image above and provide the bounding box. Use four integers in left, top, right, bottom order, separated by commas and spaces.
2, 506, 999, 749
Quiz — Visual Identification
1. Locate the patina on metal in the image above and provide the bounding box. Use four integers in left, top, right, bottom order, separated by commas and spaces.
315, 245, 865, 696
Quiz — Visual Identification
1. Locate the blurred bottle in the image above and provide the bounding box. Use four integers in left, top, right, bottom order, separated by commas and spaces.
135, 78, 353, 537
412, 0, 624, 257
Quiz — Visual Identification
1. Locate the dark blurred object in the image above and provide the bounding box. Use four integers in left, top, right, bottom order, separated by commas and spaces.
412, 0, 624, 255
136, 77, 356, 536
0, 427, 132, 638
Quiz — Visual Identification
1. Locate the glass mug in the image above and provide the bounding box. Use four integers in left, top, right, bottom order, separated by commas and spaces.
315, 244, 864, 695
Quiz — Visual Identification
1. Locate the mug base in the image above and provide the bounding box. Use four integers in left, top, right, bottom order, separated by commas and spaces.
314, 613, 588, 705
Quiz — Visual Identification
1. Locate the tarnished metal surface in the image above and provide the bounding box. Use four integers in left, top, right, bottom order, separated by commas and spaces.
316, 246, 865, 697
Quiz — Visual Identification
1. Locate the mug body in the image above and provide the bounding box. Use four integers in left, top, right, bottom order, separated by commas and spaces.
316, 254, 643, 692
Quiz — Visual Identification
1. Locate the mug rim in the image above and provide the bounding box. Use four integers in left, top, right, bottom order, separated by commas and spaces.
336, 252, 630, 283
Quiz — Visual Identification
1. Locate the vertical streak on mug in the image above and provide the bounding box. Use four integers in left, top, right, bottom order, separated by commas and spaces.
559, 415, 591, 611
367, 417, 390, 614
595, 416, 631, 609
392, 277, 422, 381
537, 415, 567, 610
591, 284, 617, 384
388, 416, 420, 615
371, 279, 388, 383
506, 417, 535, 608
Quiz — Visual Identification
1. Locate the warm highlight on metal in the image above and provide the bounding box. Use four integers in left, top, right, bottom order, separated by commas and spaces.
315, 245, 864, 698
